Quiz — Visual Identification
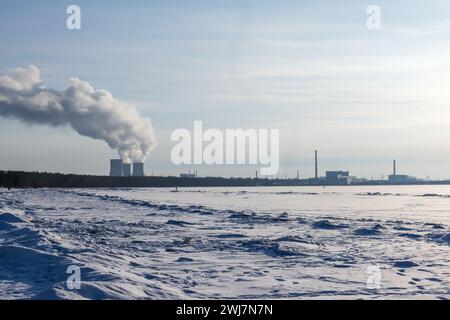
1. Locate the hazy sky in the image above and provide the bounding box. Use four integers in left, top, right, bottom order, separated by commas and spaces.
1, 0, 450, 179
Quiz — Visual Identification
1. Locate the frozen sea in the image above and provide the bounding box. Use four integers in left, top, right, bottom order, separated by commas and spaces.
0, 186, 449, 299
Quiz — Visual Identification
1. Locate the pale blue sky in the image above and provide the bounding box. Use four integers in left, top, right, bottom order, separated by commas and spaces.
1, 1, 450, 179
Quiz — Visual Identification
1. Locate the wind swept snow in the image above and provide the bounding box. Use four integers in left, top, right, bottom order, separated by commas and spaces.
1, 186, 450, 299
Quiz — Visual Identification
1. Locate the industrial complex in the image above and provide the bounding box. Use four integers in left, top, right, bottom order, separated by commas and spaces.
0, 152, 433, 188
107, 151, 419, 186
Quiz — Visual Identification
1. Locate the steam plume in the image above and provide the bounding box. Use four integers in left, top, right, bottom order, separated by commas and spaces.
0, 65, 156, 162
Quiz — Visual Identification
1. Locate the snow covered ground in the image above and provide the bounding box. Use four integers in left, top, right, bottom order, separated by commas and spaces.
0, 186, 449, 299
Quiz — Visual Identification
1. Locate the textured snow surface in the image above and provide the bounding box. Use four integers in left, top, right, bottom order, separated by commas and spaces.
0, 186, 449, 299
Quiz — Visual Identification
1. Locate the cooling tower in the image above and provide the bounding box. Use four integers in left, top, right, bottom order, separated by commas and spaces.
109, 159, 123, 177
132, 162, 144, 176
122, 163, 131, 177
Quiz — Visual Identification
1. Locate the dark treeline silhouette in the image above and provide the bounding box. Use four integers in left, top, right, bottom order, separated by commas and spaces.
1, 171, 448, 188
0, 170, 317, 188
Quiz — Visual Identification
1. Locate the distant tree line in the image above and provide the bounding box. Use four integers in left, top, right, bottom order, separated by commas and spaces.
0, 170, 309, 188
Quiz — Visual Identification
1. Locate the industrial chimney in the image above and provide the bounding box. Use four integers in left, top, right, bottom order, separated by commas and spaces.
393, 160, 396, 176
122, 163, 131, 177
132, 162, 144, 176
315, 150, 318, 179
109, 159, 123, 177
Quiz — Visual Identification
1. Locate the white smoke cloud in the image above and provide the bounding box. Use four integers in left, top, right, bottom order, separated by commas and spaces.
0, 65, 156, 162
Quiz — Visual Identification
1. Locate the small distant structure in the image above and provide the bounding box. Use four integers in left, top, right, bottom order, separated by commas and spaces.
388, 159, 416, 183
348, 176, 368, 184
389, 175, 414, 183
180, 170, 195, 178
180, 173, 195, 178
325, 171, 367, 185
132, 162, 145, 177
326, 170, 350, 184
109, 159, 123, 177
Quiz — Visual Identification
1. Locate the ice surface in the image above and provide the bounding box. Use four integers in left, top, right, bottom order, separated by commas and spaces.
0, 185, 450, 299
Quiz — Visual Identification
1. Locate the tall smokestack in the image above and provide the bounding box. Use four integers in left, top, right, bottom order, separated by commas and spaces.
393, 160, 396, 176
132, 162, 144, 177
315, 150, 318, 179
110, 159, 123, 177
122, 163, 131, 177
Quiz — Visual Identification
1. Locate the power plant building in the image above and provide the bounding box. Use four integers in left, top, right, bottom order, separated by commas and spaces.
326, 170, 350, 184
388, 159, 416, 183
